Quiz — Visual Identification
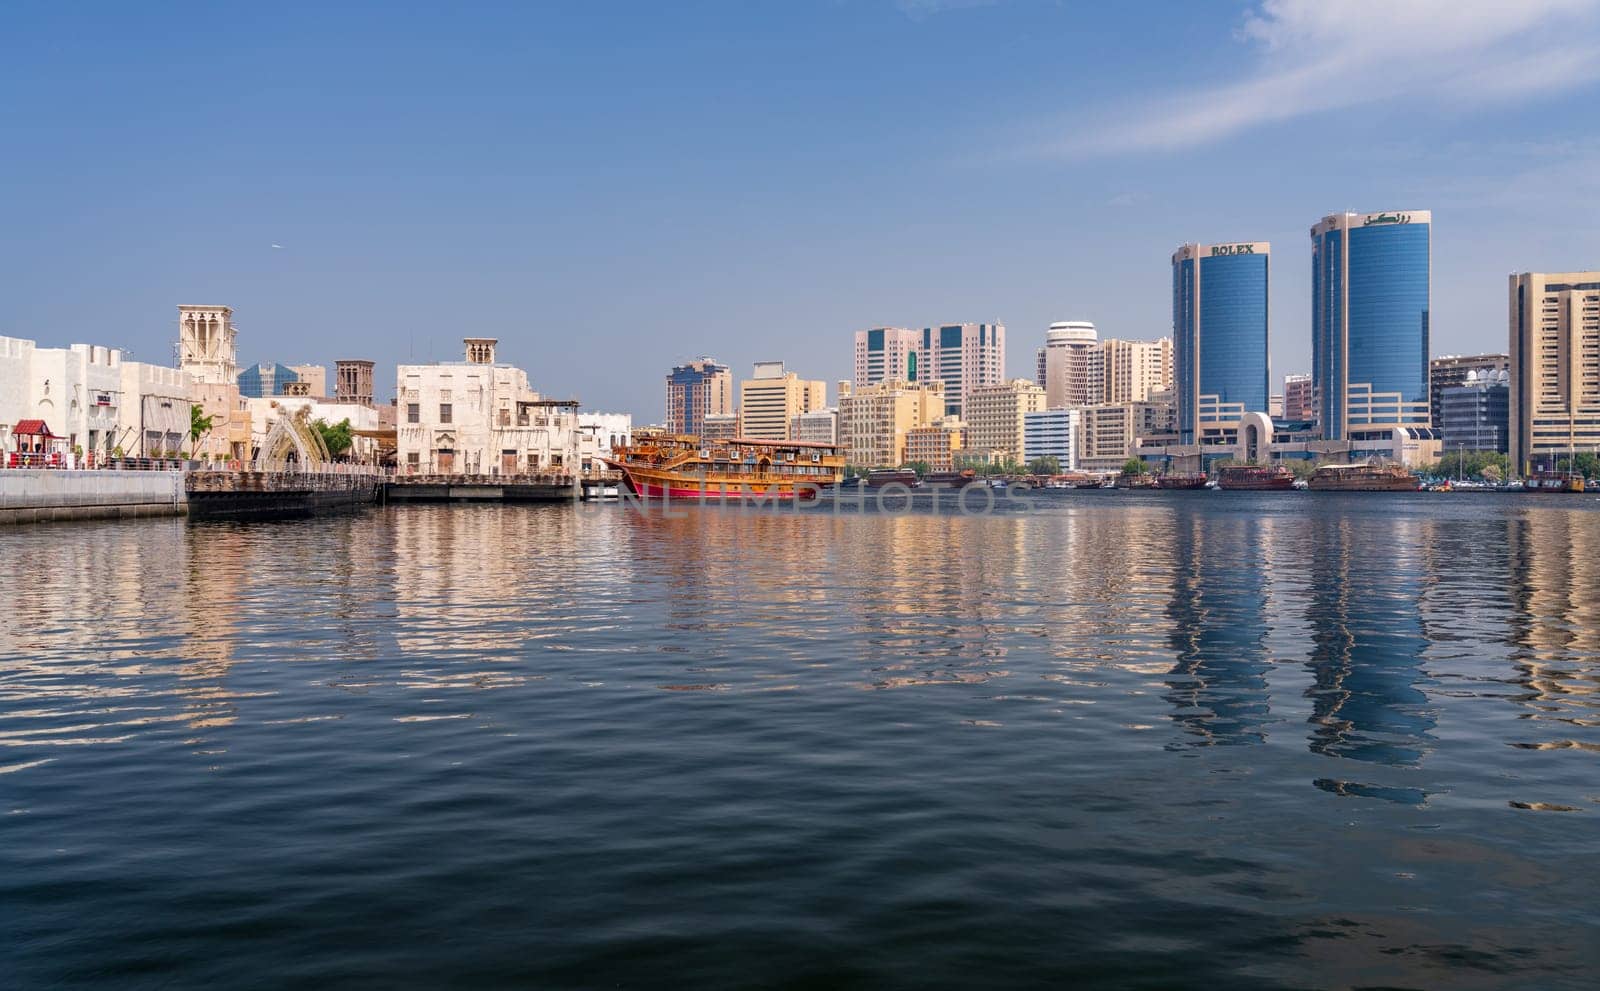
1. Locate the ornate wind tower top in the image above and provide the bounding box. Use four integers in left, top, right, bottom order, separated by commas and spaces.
178, 305, 238, 384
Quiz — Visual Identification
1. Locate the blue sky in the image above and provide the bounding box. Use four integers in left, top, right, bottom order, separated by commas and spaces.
3, 0, 1598, 419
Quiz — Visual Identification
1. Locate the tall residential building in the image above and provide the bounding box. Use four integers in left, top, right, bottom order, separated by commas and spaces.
838, 379, 945, 467
336, 359, 376, 406
1023, 408, 1080, 470
1103, 337, 1173, 404
1429, 353, 1508, 429
177, 305, 238, 385
1172, 241, 1270, 445
964, 379, 1046, 463
289, 364, 328, 398
1040, 321, 1102, 409
1283, 373, 1314, 421
1440, 370, 1510, 454
917, 323, 1005, 417
1076, 401, 1178, 471
905, 417, 966, 471
853, 327, 920, 389
1509, 271, 1600, 471
1311, 211, 1431, 441
665, 358, 733, 437
738, 361, 826, 441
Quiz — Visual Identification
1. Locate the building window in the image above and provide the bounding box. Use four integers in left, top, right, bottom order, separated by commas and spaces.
407, 403, 420, 424
439, 403, 453, 424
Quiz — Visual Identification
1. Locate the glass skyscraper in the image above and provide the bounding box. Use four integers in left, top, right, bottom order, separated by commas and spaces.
1311, 211, 1431, 441
1171, 242, 1270, 446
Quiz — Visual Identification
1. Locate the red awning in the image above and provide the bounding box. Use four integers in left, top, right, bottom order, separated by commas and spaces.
13, 419, 56, 437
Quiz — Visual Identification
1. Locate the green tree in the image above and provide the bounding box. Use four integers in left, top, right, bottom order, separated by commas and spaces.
189, 404, 215, 451
1027, 456, 1060, 476
903, 460, 931, 477
1120, 457, 1147, 476
313, 418, 355, 459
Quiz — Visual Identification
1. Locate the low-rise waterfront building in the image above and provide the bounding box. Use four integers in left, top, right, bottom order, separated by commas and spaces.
701, 412, 740, 440
790, 408, 839, 446
839, 379, 945, 467
1440, 370, 1509, 453
905, 417, 966, 471
964, 379, 1046, 464
1430, 353, 1507, 430
1077, 400, 1177, 472
397, 337, 581, 475
1023, 408, 1079, 470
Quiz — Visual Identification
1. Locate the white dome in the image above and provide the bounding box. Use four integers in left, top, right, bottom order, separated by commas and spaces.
1046, 321, 1097, 344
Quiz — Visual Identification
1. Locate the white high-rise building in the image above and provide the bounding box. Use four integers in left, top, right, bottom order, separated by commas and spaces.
1041, 322, 1102, 409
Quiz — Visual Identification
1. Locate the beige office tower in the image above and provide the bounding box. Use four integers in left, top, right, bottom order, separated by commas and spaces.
964, 379, 1047, 463
1510, 271, 1600, 472
738, 361, 827, 441
1041, 322, 1103, 409
838, 380, 945, 467
336, 359, 376, 406
177, 305, 238, 385
1103, 337, 1172, 403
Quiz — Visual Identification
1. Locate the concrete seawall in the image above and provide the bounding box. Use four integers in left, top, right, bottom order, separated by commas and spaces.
0, 470, 187, 524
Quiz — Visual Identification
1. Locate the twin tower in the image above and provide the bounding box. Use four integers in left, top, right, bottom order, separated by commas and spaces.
1173, 210, 1431, 449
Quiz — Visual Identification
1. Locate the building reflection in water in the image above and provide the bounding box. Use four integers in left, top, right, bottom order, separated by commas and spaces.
1506, 509, 1600, 730
1164, 512, 1273, 746
1304, 515, 1437, 801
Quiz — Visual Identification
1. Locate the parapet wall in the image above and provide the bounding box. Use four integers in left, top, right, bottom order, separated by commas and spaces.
0, 470, 186, 524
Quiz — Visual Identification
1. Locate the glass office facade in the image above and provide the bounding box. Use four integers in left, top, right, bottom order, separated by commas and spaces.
1312, 214, 1431, 439
1173, 246, 1269, 445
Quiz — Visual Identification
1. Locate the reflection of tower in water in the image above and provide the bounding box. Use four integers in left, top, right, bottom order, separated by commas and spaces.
1507, 510, 1600, 720
1164, 513, 1273, 746
1304, 517, 1436, 768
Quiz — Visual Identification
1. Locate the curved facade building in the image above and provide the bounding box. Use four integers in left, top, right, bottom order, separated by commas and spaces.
1171, 243, 1270, 446
1040, 321, 1101, 410
1311, 211, 1431, 441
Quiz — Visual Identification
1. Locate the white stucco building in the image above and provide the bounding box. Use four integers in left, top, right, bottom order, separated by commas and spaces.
0, 335, 193, 462
396, 338, 582, 476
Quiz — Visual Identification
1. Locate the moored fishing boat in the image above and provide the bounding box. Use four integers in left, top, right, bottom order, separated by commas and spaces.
1522, 471, 1586, 493
864, 468, 920, 489
603, 435, 844, 500
923, 469, 977, 489
1153, 472, 1208, 490
1216, 464, 1296, 491
1307, 462, 1419, 492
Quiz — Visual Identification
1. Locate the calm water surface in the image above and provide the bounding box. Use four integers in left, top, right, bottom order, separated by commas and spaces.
2, 493, 1598, 988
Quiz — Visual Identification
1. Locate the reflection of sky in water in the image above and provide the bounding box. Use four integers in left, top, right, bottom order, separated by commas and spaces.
2, 497, 1599, 986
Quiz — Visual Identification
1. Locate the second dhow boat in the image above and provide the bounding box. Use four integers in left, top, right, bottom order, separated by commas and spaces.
1216, 464, 1296, 491
604, 435, 844, 500
1307, 462, 1420, 492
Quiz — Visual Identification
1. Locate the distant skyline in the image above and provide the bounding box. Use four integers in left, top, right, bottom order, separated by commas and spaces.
3, 1, 1598, 421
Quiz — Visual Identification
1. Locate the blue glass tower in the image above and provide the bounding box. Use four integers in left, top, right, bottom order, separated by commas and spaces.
1172, 242, 1271, 446
1311, 211, 1431, 440
236, 362, 300, 399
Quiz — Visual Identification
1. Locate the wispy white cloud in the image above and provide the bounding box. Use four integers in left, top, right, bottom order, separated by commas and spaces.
1069, 0, 1600, 156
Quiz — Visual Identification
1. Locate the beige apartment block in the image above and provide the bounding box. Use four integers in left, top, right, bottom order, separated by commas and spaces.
1282, 373, 1314, 421
701, 412, 740, 440
964, 379, 1046, 463
1510, 271, 1600, 471
839, 379, 945, 468
1075, 401, 1178, 472
905, 417, 966, 471
790, 408, 839, 446
1103, 337, 1173, 403
739, 361, 826, 441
